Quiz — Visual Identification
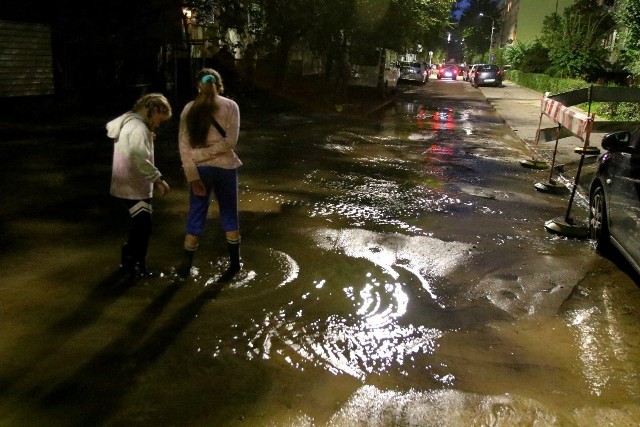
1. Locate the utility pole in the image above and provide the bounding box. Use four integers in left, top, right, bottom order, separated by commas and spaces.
479, 13, 495, 63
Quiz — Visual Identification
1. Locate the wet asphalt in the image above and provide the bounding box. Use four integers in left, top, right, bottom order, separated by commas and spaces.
1, 77, 639, 426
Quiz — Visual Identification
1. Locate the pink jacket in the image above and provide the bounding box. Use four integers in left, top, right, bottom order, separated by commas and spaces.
178, 95, 242, 182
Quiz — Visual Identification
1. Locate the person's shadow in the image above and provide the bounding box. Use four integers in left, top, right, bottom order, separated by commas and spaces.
0, 270, 133, 393
24, 274, 225, 425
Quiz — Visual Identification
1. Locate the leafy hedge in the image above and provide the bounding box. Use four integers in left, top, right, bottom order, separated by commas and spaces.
507, 70, 640, 121
508, 70, 589, 94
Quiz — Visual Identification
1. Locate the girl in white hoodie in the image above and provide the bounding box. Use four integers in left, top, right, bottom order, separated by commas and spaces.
107, 93, 172, 279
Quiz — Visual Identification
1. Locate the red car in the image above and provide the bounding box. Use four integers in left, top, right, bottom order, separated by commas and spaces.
437, 65, 459, 80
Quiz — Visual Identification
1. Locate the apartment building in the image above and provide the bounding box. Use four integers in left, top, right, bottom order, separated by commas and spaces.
497, 0, 574, 47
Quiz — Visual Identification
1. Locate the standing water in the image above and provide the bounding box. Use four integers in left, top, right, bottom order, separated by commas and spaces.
1, 81, 639, 426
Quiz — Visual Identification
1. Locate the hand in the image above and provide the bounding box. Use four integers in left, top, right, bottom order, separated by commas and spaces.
155, 179, 170, 197
190, 179, 206, 196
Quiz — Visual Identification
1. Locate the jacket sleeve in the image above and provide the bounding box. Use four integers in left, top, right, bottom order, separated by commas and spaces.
130, 127, 162, 182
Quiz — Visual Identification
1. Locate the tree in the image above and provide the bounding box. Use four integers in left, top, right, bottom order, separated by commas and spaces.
617, 0, 640, 76
504, 40, 551, 73
456, 0, 501, 61
246, 0, 454, 89
540, 0, 615, 80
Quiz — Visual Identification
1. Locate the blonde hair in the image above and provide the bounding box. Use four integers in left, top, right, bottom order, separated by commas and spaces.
186, 68, 224, 148
133, 93, 172, 121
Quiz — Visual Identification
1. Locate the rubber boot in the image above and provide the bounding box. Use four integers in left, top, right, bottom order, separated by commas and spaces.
217, 239, 241, 283
120, 243, 134, 272
177, 249, 195, 279
131, 261, 155, 279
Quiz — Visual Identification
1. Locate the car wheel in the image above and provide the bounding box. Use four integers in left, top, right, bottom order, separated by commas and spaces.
590, 185, 610, 252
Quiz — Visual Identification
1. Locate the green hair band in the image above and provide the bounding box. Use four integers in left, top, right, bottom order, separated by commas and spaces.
201, 74, 216, 84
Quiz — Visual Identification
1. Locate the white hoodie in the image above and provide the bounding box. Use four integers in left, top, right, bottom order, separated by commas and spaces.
107, 112, 162, 200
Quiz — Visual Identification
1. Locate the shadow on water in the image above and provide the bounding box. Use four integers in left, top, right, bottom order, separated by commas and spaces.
0, 270, 133, 393
34, 278, 226, 426
600, 246, 640, 286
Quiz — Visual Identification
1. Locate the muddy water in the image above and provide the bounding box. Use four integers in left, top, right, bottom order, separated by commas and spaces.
1, 81, 639, 426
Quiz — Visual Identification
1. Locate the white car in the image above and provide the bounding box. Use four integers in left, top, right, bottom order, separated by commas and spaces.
349, 48, 400, 98
399, 62, 427, 84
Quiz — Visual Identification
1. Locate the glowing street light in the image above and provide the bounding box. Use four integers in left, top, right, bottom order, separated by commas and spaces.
479, 13, 495, 62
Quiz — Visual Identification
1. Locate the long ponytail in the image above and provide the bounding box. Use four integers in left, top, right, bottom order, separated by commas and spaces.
186, 68, 225, 148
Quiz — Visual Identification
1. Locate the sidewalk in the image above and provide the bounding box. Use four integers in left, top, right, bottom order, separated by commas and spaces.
477, 80, 604, 196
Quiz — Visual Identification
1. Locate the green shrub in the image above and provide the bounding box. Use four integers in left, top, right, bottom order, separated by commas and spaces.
507, 71, 640, 121
508, 70, 588, 94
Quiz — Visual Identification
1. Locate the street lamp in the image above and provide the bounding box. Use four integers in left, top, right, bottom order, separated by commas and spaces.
479, 13, 495, 63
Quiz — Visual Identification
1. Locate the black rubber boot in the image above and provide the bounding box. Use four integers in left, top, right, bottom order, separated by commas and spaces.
131, 261, 156, 280
120, 243, 134, 271
217, 240, 240, 283
177, 250, 195, 279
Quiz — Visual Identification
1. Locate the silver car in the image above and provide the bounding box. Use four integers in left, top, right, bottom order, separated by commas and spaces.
399, 62, 427, 84
589, 130, 640, 275
471, 64, 503, 87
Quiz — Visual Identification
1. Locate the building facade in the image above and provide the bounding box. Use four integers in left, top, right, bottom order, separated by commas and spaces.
497, 0, 576, 48
498, 0, 618, 48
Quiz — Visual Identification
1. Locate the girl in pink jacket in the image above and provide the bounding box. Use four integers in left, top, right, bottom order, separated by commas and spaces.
177, 68, 242, 283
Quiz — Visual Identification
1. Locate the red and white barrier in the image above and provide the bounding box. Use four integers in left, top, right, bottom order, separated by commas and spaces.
541, 96, 593, 139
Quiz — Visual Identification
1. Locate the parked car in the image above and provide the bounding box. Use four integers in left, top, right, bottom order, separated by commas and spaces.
399, 61, 427, 84
437, 65, 459, 80
471, 64, 502, 87
464, 63, 484, 82
349, 48, 400, 98
589, 130, 640, 275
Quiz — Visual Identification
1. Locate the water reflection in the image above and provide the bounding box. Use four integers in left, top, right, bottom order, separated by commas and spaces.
568, 284, 640, 398
204, 227, 473, 381
330, 385, 562, 425
314, 228, 472, 304
242, 289, 443, 381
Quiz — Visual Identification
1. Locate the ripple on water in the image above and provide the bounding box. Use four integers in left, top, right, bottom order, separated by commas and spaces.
286, 228, 469, 378
243, 303, 443, 381
307, 173, 466, 229
205, 229, 473, 380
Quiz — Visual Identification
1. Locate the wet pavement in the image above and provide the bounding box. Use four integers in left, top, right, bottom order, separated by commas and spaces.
1, 78, 640, 426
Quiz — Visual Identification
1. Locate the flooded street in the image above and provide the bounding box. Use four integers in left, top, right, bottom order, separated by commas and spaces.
1, 78, 640, 426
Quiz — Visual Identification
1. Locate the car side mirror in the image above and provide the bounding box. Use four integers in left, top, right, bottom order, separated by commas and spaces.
601, 132, 632, 152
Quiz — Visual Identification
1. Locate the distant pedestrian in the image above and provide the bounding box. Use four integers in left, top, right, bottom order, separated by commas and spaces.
177, 68, 242, 283
107, 93, 172, 279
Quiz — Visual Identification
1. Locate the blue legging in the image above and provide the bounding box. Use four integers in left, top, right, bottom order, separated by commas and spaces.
186, 166, 239, 236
